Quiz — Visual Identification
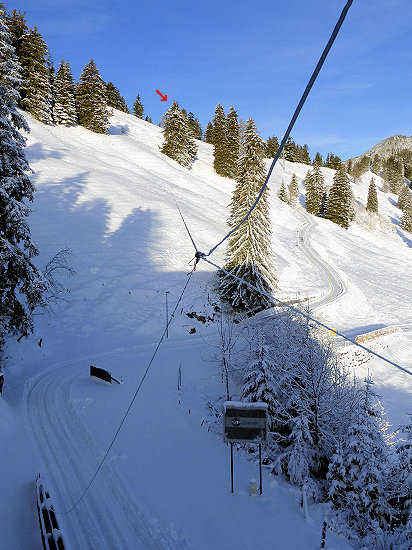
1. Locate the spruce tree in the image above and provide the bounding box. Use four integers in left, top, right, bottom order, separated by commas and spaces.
401, 204, 412, 232
278, 182, 288, 203
288, 173, 299, 206
204, 121, 214, 144
187, 111, 202, 140
212, 103, 227, 176
133, 94, 144, 118
161, 100, 197, 168
265, 136, 279, 158
371, 154, 381, 176
366, 178, 378, 213
5, 8, 27, 60
0, 11, 48, 342
53, 59, 77, 126
305, 164, 325, 216
327, 380, 394, 538
106, 81, 129, 113
392, 418, 412, 530
76, 59, 109, 134
225, 106, 240, 178
398, 184, 412, 212
313, 152, 323, 166
219, 118, 277, 310
283, 136, 297, 162
325, 165, 354, 229
19, 26, 52, 123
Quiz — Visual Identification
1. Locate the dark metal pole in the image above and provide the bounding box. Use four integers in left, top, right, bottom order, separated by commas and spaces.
166, 291, 169, 338
259, 444, 262, 495
230, 443, 234, 494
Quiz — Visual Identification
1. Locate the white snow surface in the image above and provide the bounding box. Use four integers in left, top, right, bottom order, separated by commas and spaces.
1, 109, 411, 549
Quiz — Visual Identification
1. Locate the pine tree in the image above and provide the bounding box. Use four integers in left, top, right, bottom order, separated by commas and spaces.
0, 10, 48, 342
325, 165, 354, 229
383, 157, 404, 194
327, 379, 394, 538
225, 106, 240, 178
366, 178, 378, 213
392, 418, 412, 530
53, 59, 77, 126
288, 173, 299, 206
219, 118, 277, 310
398, 184, 412, 212
313, 152, 323, 166
19, 26, 52, 123
401, 204, 412, 232
278, 182, 288, 203
265, 136, 279, 158
204, 121, 214, 144
283, 136, 297, 162
186, 111, 202, 140
241, 337, 277, 420
279, 414, 315, 491
105, 81, 129, 113
76, 59, 109, 134
5, 8, 27, 60
133, 94, 144, 118
160, 101, 197, 168
305, 164, 325, 216
212, 103, 227, 176
371, 154, 381, 176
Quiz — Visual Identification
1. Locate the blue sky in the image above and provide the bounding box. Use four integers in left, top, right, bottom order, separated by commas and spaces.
9, 0, 412, 160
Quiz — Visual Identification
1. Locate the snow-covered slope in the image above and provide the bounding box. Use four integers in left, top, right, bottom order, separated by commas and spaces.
1, 109, 411, 549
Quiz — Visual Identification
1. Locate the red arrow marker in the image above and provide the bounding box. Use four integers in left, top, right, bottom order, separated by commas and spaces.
156, 90, 168, 101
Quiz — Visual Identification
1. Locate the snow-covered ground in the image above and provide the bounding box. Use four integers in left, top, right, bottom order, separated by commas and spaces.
1, 109, 411, 549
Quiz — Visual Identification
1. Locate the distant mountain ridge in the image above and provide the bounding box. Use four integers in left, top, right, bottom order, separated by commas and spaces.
349, 134, 412, 163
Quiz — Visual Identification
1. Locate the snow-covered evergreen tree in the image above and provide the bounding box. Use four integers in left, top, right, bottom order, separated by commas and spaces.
224, 106, 240, 178
106, 81, 129, 113
0, 10, 48, 344
186, 111, 202, 140
392, 417, 412, 532
283, 136, 297, 162
371, 154, 381, 176
366, 178, 378, 213
53, 59, 77, 126
212, 103, 227, 176
133, 94, 144, 118
401, 202, 412, 232
313, 152, 323, 166
265, 136, 279, 158
398, 183, 412, 212
288, 173, 299, 206
305, 164, 325, 216
5, 8, 27, 61
327, 378, 394, 539
19, 26, 52, 123
325, 164, 354, 229
278, 182, 288, 203
219, 118, 277, 310
76, 59, 109, 134
160, 101, 197, 168
241, 336, 277, 420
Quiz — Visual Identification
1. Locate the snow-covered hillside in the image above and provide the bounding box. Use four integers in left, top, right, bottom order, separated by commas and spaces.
1, 109, 411, 549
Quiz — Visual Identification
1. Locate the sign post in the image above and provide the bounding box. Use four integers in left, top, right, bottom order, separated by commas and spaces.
223, 401, 268, 495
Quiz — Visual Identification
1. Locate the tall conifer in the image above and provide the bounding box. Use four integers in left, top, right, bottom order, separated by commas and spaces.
305, 164, 325, 216
204, 121, 214, 144
212, 103, 227, 176
219, 118, 277, 310
19, 26, 52, 123
325, 165, 354, 229
76, 59, 109, 134
366, 178, 378, 213
133, 94, 144, 118
53, 59, 77, 126
106, 81, 129, 113
288, 173, 299, 206
225, 106, 240, 178
0, 10, 48, 343
265, 136, 279, 158
161, 101, 197, 168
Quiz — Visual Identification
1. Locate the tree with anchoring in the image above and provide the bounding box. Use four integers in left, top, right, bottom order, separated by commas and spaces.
219, 118, 277, 310
325, 164, 354, 229
19, 25, 52, 123
366, 178, 378, 213
105, 81, 129, 113
212, 103, 227, 176
53, 59, 77, 126
288, 173, 299, 206
76, 59, 109, 134
224, 106, 240, 178
160, 100, 197, 168
133, 94, 144, 118
305, 164, 325, 216
0, 10, 48, 353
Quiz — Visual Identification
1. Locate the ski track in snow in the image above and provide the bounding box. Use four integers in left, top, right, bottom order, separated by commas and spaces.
25, 354, 191, 550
